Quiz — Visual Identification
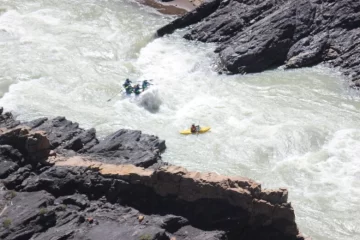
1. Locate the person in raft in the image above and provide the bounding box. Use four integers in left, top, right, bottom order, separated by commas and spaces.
142, 80, 150, 91
123, 78, 131, 88
133, 84, 142, 95
191, 124, 200, 133
123, 79, 133, 94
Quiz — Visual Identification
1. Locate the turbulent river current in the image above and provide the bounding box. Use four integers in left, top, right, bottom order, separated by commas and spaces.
0, 0, 359, 239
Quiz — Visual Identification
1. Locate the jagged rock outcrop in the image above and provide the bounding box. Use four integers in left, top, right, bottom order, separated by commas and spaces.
157, 0, 360, 87
0, 127, 50, 161
0, 109, 307, 240
0, 108, 20, 129
0, 109, 166, 168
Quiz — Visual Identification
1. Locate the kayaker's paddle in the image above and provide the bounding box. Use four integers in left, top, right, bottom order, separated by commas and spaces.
107, 90, 123, 102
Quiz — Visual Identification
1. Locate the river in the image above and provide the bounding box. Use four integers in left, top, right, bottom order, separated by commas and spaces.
0, 0, 359, 239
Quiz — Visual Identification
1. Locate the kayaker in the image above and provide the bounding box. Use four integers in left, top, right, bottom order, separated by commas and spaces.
142, 80, 150, 91
134, 84, 141, 95
191, 124, 197, 133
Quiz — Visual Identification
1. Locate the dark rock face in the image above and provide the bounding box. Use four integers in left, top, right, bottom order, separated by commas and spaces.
64, 128, 98, 152
87, 129, 165, 168
157, 0, 360, 87
32, 116, 84, 149
0, 190, 56, 240
0, 146, 23, 178
0, 108, 20, 129
0, 109, 166, 168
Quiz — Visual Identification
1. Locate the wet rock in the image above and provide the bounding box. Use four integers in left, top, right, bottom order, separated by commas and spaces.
64, 128, 98, 152
32, 116, 83, 149
87, 129, 165, 168
260, 188, 288, 204
157, 0, 222, 38
23, 117, 48, 129
157, 0, 360, 85
216, 0, 312, 74
0, 111, 167, 169
286, 32, 329, 68
0, 111, 20, 129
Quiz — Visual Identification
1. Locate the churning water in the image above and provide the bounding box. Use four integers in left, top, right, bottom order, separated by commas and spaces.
0, 0, 359, 239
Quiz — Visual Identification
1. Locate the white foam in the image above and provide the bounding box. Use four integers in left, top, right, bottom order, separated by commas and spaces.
135, 87, 162, 113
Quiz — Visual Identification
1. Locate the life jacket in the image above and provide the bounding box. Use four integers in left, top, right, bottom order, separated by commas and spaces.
134, 86, 141, 95
125, 86, 133, 94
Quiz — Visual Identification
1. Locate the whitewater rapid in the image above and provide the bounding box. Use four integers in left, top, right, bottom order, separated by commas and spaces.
0, 0, 360, 239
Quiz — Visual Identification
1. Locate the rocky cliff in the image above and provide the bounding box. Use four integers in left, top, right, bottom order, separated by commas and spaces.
157, 0, 360, 87
0, 108, 307, 240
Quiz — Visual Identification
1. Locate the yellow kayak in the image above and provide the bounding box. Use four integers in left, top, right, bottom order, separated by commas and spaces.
180, 127, 211, 135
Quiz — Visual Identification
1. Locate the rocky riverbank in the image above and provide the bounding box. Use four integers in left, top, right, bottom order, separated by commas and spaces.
156, 0, 360, 88
0, 108, 307, 240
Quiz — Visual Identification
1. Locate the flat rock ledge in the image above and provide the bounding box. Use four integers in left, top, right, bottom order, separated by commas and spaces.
0, 108, 308, 240
157, 0, 360, 88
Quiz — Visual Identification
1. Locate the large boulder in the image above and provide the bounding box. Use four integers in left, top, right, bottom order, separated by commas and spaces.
0, 108, 20, 129
0, 127, 50, 161
87, 129, 166, 167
